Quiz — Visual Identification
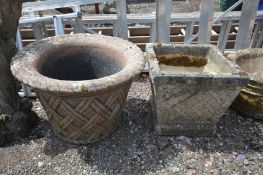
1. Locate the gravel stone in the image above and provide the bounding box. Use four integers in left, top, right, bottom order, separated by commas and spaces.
0, 0, 263, 175
82, 0, 221, 14
157, 137, 170, 150
0, 77, 263, 174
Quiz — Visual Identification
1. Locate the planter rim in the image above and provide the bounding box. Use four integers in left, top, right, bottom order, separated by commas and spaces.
146, 43, 249, 82
11, 34, 145, 95
228, 48, 263, 84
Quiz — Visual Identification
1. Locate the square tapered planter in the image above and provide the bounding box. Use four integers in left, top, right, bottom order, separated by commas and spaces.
146, 44, 249, 136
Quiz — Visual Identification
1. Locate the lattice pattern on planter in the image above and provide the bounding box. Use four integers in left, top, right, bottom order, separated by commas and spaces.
156, 84, 241, 124
37, 84, 130, 144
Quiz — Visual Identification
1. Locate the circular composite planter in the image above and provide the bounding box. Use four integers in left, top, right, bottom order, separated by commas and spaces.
228, 49, 263, 120
11, 34, 145, 144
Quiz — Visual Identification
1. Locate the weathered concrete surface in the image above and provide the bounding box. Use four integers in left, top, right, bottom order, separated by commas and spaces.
11, 34, 145, 144
228, 49, 263, 120
147, 44, 249, 136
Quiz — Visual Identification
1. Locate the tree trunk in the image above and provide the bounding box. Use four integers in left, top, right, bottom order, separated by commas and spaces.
0, 0, 22, 115
0, 0, 38, 145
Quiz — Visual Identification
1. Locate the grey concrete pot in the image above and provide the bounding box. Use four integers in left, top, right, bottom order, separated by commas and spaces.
11, 34, 145, 144
146, 43, 249, 137
228, 49, 263, 120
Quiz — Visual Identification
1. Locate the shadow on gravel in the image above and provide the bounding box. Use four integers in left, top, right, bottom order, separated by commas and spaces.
2, 78, 262, 174
76, 99, 263, 174
39, 119, 78, 158
1, 119, 49, 148
189, 109, 263, 154
77, 97, 180, 174
24, 82, 262, 174
43, 136, 77, 158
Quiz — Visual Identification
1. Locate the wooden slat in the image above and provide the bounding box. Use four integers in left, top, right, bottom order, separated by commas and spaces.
22, 0, 114, 12
198, 0, 215, 44
21, 26, 238, 43
150, 22, 157, 42
22, 37, 237, 53
81, 11, 263, 24
217, 20, 233, 51
235, 0, 260, 50
116, 0, 128, 39
250, 19, 263, 48
53, 16, 65, 35
184, 22, 195, 43
156, 0, 172, 43
20, 23, 240, 39
128, 34, 237, 43
255, 28, 263, 48
29, 12, 47, 40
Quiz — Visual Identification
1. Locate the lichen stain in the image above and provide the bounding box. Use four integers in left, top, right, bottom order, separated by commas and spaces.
157, 54, 208, 67
80, 85, 88, 92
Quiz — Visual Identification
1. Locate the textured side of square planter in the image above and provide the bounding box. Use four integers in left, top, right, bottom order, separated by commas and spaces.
147, 44, 249, 136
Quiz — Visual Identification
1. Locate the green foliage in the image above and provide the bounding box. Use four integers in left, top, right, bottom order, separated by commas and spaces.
220, 0, 242, 11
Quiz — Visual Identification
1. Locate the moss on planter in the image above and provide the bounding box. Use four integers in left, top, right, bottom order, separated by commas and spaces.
157, 54, 208, 67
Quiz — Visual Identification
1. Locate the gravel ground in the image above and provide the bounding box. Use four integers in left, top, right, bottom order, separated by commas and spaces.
4, 1, 261, 175
0, 77, 263, 175
82, 0, 221, 14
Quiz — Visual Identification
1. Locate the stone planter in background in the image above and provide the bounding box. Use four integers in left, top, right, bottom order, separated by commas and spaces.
11, 34, 145, 144
228, 49, 263, 120
147, 43, 249, 136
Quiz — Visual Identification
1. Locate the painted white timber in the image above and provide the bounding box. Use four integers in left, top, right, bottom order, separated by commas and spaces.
29, 12, 46, 40
156, 0, 172, 43
22, 0, 114, 12
198, 0, 215, 44
54, 16, 65, 35
184, 21, 195, 43
250, 19, 263, 48
116, 0, 128, 39
217, 20, 233, 51
234, 0, 260, 50
150, 22, 157, 42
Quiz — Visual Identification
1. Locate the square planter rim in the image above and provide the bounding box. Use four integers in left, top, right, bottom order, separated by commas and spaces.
146, 43, 249, 82
228, 48, 263, 84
